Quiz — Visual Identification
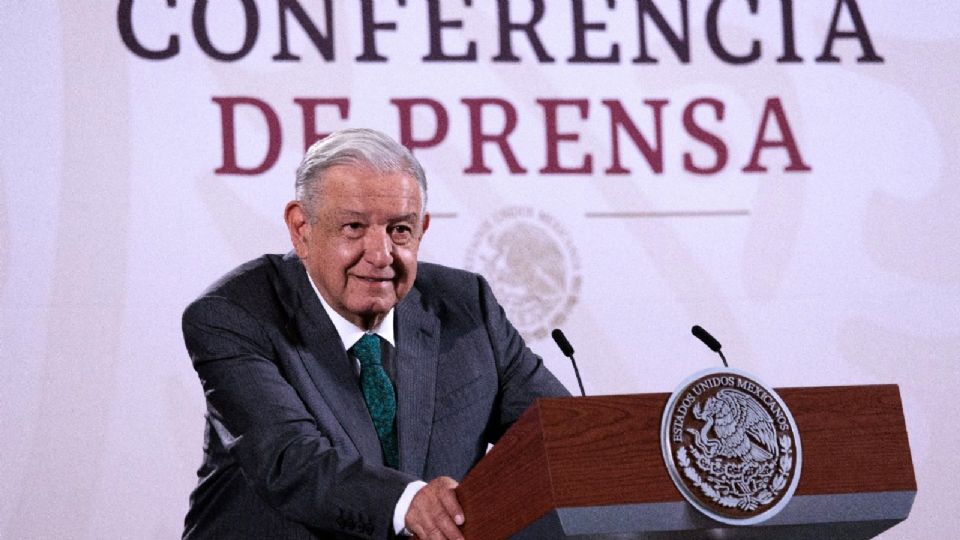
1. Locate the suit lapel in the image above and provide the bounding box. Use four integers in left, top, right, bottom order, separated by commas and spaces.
394, 287, 440, 478
278, 255, 383, 462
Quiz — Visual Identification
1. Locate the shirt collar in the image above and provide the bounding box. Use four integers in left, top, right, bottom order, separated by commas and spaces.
306, 271, 396, 350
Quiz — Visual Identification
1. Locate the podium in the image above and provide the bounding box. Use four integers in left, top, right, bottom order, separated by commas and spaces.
454, 384, 915, 539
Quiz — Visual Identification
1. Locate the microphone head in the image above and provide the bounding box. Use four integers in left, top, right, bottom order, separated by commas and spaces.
551, 328, 575, 357
691, 325, 722, 352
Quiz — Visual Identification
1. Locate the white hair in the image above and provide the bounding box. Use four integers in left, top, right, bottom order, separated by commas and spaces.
294, 128, 427, 220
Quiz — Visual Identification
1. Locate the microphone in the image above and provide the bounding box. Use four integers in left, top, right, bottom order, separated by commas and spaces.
691, 325, 728, 368
551, 329, 586, 397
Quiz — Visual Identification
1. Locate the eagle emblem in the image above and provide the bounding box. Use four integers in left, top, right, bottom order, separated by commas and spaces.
689, 389, 778, 463
464, 207, 581, 341
661, 369, 802, 525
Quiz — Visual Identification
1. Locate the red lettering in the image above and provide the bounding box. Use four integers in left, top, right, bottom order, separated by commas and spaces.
294, 97, 349, 151
539, 99, 592, 174
683, 97, 728, 175
391, 98, 449, 152
743, 97, 811, 173
213, 96, 281, 175
461, 98, 527, 174
603, 99, 667, 174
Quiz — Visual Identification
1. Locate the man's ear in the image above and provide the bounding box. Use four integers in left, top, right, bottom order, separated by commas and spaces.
420, 212, 430, 238
284, 201, 311, 259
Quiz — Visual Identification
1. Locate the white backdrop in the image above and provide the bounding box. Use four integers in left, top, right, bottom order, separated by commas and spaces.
2, 1, 958, 538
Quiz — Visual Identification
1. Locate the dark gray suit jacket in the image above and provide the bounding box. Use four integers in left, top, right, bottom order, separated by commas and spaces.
181, 253, 569, 539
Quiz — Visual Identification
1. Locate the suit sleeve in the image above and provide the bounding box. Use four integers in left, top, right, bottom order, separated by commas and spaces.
183, 295, 414, 537
476, 275, 571, 441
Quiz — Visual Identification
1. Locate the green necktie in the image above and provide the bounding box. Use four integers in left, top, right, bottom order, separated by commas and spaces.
351, 333, 399, 469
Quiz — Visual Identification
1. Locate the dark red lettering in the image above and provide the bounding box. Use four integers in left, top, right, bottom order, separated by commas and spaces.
461, 98, 527, 174
743, 97, 811, 173
213, 96, 281, 175
539, 99, 592, 174
391, 98, 450, 151
294, 98, 349, 151
603, 99, 666, 174
683, 98, 728, 174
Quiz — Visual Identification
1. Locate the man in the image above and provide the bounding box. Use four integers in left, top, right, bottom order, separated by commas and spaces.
182, 128, 569, 539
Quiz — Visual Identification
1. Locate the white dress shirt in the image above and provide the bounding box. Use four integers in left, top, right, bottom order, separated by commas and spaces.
306, 274, 426, 536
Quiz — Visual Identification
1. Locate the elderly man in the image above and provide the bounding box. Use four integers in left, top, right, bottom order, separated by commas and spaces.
182, 128, 568, 539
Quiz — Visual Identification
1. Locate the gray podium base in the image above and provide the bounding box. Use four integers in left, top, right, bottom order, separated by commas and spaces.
511, 491, 914, 540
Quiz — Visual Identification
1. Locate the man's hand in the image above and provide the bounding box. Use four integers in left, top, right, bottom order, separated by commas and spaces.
405, 476, 465, 540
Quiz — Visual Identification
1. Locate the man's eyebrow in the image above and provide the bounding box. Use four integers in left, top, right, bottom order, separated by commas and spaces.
330, 211, 419, 222
389, 213, 420, 223
333, 210, 366, 219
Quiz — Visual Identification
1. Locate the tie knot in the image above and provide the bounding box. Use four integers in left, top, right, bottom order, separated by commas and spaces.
352, 333, 382, 367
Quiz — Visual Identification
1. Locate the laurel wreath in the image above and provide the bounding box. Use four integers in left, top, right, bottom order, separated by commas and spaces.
677, 435, 793, 512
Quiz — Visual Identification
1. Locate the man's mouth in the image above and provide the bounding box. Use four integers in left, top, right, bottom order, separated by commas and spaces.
354, 275, 393, 283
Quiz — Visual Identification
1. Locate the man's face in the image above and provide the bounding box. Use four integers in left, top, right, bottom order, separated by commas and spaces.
286, 164, 428, 329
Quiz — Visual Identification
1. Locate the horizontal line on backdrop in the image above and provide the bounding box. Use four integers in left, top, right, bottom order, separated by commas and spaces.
584, 210, 751, 219
428, 212, 458, 219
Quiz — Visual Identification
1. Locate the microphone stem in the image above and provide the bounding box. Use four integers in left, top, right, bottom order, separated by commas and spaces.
718, 350, 729, 368
569, 354, 586, 397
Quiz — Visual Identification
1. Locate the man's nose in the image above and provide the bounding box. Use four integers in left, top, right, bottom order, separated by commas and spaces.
363, 228, 393, 267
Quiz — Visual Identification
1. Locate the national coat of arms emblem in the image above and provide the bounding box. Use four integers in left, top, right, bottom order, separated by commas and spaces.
661, 368, 802, 525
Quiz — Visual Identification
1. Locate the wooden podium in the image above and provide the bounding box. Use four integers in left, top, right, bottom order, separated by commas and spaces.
454, 385, 915, 539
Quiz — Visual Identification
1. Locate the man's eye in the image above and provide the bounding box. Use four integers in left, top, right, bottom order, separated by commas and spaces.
342, 223, 364, 236
390, 225, 413, 243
